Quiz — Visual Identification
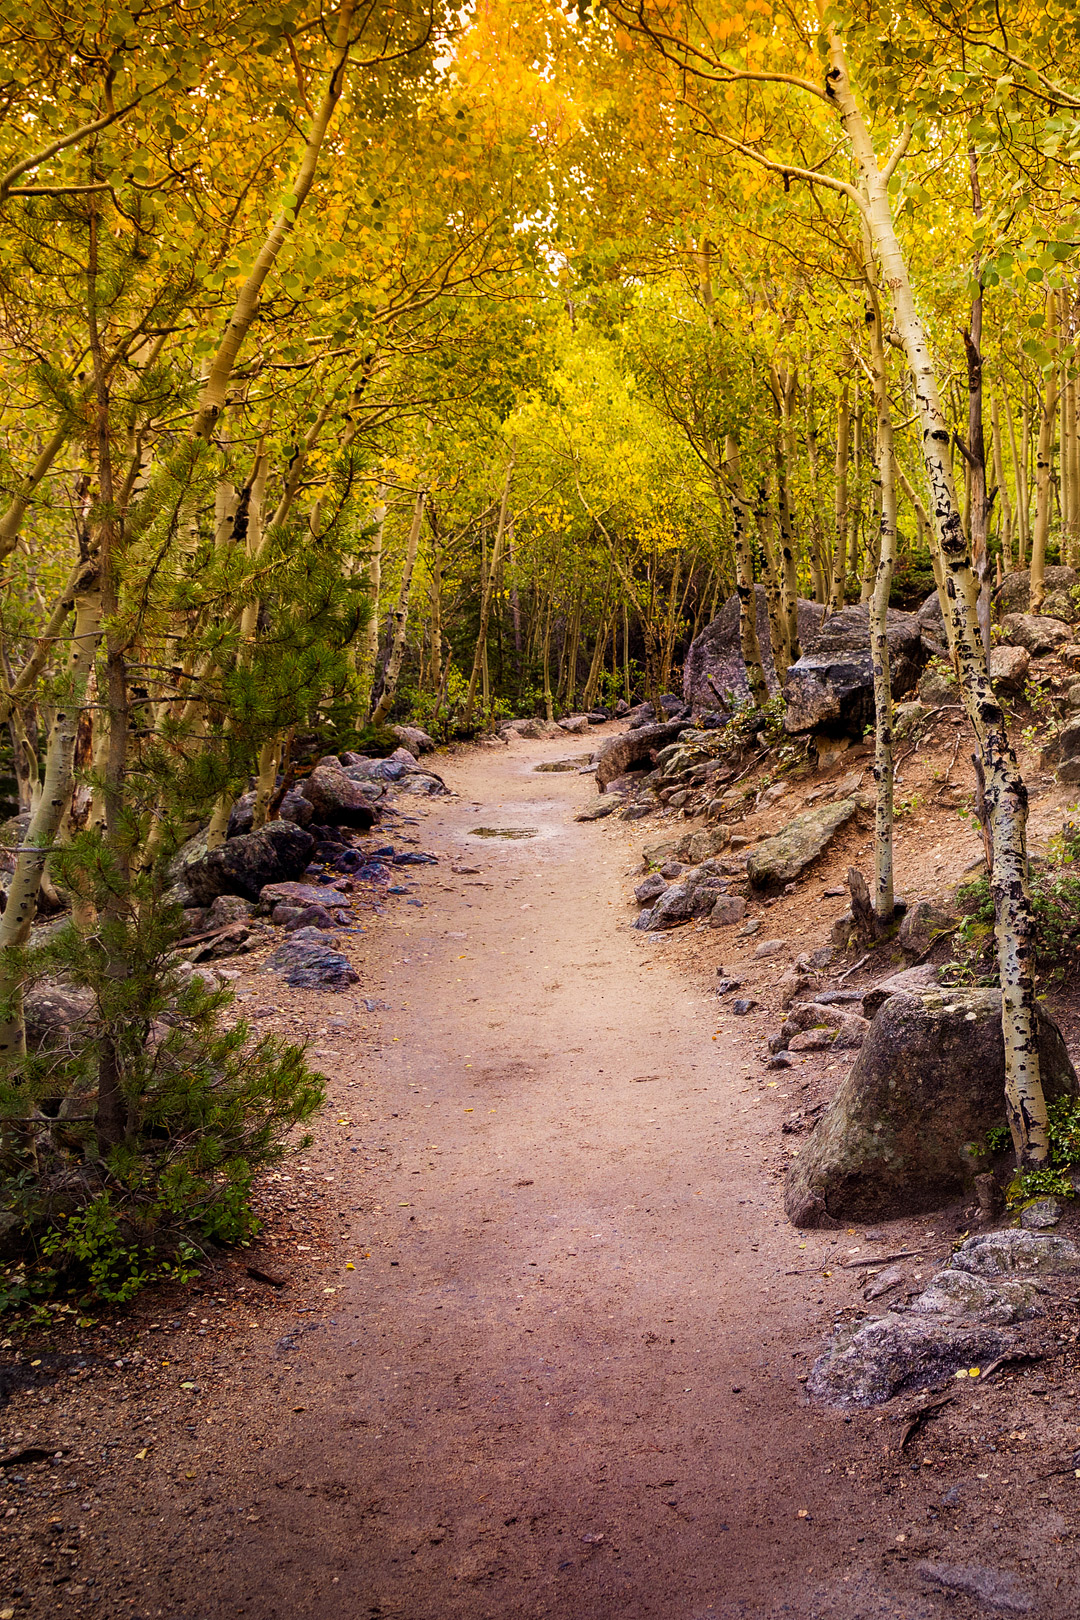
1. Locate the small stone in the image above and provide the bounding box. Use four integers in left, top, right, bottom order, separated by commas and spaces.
752, 937, 788, 959
767, 1053, 793, 1070
659, 860, 683, 879
715, 978, 742, 995
708, 895, 747, 928
635, 873, 667, 905
1020, 1197, 1063, 1230
731, 999, 758, 1016
863, 1264, 905, 1300
989, 644, 1030, 691
738, 918, 762, 936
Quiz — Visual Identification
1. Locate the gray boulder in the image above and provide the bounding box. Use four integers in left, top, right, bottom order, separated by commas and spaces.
897, 898, 958, 955
204, 894, 256, 928
708, 895, 747, 928
635, 873, 667, 905
746, 798, 859, 892
915, 590, 948, 655
1000, 612, 1070, 655
950, 1229, 1079, 1278
259, 880, 340, 911
595, 721, 687, 790
862, 962, 941, 1018
638, 868, 726, 929
807, 1312, 1009, 1408
996, 564, 1079, 622
777, 1001, 869, 1052
783, 603, 926, 737
785, 988, 1078, 1226
682, 586, 826, 711
279, 788, 315, 827
391, 724, 436, 754
183, 821, 315, 905
574, 794, 625, 822
263, 927, 359, 990
990, 644, 1030, 691
25, 980, 94, 1054
300, 762, 380, 828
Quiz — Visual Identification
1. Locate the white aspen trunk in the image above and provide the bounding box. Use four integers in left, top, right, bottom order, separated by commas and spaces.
828, 30, 1048, 1165
753, 474, 790, 681
463, 458, 513, 728
371, 491, 425, 727
720, 437, 770, 706
861, 227, 897, 922
252, 735, 280, 830
0, 568, 102, 1059
828, 386, 850, 614
1031, 304, 1059, 616
992, 398, 1014, 572
357, 492, 387, 725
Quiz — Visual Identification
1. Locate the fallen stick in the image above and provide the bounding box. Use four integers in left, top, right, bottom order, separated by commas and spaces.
842, 1250, 921, 1269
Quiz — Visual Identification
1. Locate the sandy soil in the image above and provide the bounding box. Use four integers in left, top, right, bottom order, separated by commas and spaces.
2, 722, 1080, 1618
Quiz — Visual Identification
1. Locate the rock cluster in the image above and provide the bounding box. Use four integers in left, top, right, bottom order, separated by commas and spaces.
809, 1230, 1080, 1408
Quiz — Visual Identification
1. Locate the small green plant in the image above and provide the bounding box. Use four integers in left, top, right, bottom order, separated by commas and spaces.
894, 790, 923, 819
1003, 1098, 1080, 1207
985, 1124, 1011, 1155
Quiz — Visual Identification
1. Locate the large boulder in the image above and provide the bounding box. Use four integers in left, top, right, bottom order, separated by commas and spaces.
996, 564, 1079, 622
783, 603, 926, 736
915, 590, 948, 655
183, 821, 315, 905
299, 761, 380, 828
682, 587, 826, 712
391, 724, 436, 755
263, 927, 359, 990
1000, 612, 1070, 655
746, 798, 859, 892
594, 720, 687, 791
785, 987, 1079, 1226
25, 980, 94, 1054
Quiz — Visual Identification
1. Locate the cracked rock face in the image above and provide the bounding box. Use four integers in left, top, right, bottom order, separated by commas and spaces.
809, 1232, 1080, 1408
807, 1313, 1009, 1408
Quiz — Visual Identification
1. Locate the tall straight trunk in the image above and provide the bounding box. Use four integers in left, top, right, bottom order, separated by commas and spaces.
719, 438, 770, 706
622, 601, 631, 704
1019, 386, 1032, 565
992, 398, 1014, 573
463, 457, 513, 728
828, 385, 851, 613
860, 228, 897, 923
753, 475, 789, 681
543, 594, 556, 721
357, 492, 387, 724
805, 380, 829, 603
1031, 295, 1060, 615
830, 29, 1048, 1166
371, 491, 425, 727
770, 364, 802, 660
429, 534, 443, 694
963, 219, 992, 656
0, 569, 102, 1060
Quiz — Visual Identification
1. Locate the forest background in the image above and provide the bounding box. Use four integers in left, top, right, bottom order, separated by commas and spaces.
2, 0, 1079, 1300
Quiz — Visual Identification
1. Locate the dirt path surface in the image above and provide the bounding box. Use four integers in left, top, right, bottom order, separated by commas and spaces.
4, 727, 1077, 1618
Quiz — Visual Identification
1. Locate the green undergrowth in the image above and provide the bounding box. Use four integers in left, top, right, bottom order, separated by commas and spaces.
0, 835, 323, 1318
980, 1099, 1080, 1209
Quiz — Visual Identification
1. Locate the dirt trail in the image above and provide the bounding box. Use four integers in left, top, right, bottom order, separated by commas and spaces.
169, 729, 934, 1619
9, 727, 1058, 1619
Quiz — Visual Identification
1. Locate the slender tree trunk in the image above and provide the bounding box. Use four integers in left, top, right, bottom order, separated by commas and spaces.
371, 491, 425, 727
992, 398, 1014, 573
720, 438, 770, 706
463, 457, 513, 728
1031, 296, 1059, 616
860, 228, 897, 923
828, 385, 851, 613
830, 30, 1048, 1165
357, 491, 387, 725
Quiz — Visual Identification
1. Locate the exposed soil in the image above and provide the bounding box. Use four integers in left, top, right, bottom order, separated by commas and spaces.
3, 721, 1080, 1618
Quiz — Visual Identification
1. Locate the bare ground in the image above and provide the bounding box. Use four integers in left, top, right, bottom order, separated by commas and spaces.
3, 721, 1080, 1619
